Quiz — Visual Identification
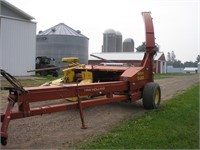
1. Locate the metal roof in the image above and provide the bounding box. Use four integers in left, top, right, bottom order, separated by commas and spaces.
184, 67, 198, 71
38, 23, 88, 38
123, 38, 134, 43
1, 0, 34, 20
89, 52, 165, 61
103, 29, 116, 34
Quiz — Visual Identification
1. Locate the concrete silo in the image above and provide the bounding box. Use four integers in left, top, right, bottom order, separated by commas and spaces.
36, 23, 89, 65
123, 38, 134, 52
103, 29, 116, 52
116, 31, 122, 52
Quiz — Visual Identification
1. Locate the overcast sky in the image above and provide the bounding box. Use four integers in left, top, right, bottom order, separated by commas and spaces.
6, 0, 199, 62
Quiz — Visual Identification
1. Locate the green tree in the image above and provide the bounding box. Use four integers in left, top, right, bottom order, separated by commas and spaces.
136, 42, 160, 52
167, 52, 171, 62
136, 42, 146, 52
173, 60, 184, 67
195, 55, 200, 63
171, 51, 176, 62
184, 61, 197, 67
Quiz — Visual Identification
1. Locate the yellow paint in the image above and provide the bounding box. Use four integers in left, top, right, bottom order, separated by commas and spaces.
136, 71, 145, 80
137, 76, 145, 80
41, 57, 94, 101
82, 70, 93, 80
51, 78, 63, 85
62, 69, 75, 83
62, 57, 79, 63
67, 70, 93, 101
154, 89, 160, 104
137, 71, 144, 75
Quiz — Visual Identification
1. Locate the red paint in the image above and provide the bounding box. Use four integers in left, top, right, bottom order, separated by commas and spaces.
1, 12, 157, 145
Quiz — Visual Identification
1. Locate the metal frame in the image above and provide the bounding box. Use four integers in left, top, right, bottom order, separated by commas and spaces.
1, 12, 156, 145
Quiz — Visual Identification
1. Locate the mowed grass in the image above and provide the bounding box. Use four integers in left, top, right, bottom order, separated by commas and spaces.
154, 73, 196, 80
0, 74, 63, 87
77, 83, 199, 149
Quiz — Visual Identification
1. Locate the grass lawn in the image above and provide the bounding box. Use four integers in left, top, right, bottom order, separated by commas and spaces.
154, 73, 196, 80
0, 74, 63, 87
76, 83, 199, 149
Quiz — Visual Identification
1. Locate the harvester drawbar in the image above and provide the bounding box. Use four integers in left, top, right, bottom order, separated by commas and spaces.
0, 12, 161, 146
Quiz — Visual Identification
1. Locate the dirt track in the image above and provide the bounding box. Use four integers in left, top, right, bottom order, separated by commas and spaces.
1, 75, 199, 149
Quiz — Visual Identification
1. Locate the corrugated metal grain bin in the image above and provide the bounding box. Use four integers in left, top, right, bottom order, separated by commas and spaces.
116, 31, 122, 52
123, 38, 134, 52
103, 29, 116, 52
36, 23, 89, 65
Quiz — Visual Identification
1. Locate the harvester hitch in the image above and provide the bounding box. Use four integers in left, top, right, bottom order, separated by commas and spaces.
0, 69, 27, 93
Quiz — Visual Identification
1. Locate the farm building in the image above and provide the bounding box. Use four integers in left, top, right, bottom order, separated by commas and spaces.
36, 23, 89, 66
89, 52, 166, 74
102, 29, 135, 53
166, 65, 184, 73
95, 28, 166, 73
0, 0, 36, 76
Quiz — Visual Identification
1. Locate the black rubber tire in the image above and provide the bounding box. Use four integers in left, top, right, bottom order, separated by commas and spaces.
142, 82, 161, 109
52, 71, 58, 77
41, 71, 48, 76
1, 137, 7, 146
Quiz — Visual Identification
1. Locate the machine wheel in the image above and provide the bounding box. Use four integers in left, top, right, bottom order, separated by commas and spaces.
41, 71, 48, 76
52, 71, 58, 77
1, 137, 7, 146
142, 82, 161, 109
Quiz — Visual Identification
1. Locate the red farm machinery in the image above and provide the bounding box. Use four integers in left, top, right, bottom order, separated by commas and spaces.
0, 12, 161, 146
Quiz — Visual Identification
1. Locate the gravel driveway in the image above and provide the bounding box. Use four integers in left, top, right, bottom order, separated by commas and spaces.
1, 75, 199, 149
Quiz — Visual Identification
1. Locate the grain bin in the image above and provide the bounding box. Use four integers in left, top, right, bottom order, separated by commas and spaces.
123, 38, 134, 52
116, 31, 122, 52
103, 29, 116, 52
36, 23, 89, 66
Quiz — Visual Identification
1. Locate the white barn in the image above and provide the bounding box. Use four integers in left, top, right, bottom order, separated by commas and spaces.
0, 0, 36, 76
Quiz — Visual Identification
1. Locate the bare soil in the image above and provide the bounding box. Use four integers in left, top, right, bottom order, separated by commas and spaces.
0, 75, 199, 149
